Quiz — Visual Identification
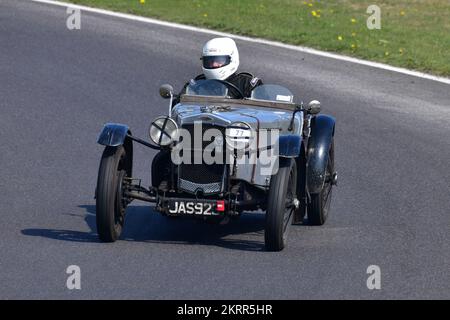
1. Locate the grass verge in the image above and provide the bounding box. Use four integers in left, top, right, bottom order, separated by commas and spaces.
67, 0, 450, 76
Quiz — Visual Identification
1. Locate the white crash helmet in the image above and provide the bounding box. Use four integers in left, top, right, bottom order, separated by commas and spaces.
201, 37, 239, 80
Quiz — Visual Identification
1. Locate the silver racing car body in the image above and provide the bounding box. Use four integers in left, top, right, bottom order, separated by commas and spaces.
95, 79, 337, 251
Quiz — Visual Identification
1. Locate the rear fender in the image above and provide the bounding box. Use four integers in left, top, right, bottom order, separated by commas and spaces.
307, 115, 335, 194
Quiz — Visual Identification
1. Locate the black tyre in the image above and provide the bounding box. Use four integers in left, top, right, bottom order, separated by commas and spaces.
96, 146, 129, 242
265, 158, 297, 251
308, 138, 334, 225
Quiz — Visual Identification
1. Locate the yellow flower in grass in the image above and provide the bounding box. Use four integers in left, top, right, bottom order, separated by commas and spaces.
351, 44, 356, 49
351, 18, 356, 23
351, 32, 356, 37
400, 11, 405, 16
399, 48, 404, 54
385, 51, 390, 56
308, 3, 313, 7
203, 13, 208, 17
311, 11, 320, 18
140, 0, 145, 3
338, 36, 343, 41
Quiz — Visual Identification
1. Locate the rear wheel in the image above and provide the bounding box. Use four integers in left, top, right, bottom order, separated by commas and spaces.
96, 146, 129, 242
265, 158, 297, 251
308, 138, 335, 225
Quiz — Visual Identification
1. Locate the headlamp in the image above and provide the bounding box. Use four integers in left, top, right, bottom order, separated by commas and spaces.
149, 116, 178, 146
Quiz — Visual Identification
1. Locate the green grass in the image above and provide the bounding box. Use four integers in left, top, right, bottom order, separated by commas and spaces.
67, 0, 450, 76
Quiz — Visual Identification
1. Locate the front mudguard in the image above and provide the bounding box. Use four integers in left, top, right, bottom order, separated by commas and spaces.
97, 123, 133, 177
97, 123, 130, 147
307, 115, 335, 194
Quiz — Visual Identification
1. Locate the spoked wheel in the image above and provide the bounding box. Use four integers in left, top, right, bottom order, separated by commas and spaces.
96, 146, 130, 242
308, 138, 335, 225
265, 158, 297, 252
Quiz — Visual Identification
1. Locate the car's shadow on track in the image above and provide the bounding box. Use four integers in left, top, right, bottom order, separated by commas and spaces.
21, 205, 284, 252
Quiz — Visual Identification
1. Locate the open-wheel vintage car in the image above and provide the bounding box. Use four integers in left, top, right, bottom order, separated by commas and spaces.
95, 80, 337, 251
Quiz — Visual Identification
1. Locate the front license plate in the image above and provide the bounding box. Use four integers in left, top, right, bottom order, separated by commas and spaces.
168, 201, 218, 215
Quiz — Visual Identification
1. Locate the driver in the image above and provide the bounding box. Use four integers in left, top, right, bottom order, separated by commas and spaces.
174, 37, 263, 103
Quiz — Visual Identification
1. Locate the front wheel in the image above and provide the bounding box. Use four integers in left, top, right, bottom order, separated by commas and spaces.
96, 146, 129, 242
265, 158, 297, 251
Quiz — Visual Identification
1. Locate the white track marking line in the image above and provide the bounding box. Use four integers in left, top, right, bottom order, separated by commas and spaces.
31, 0, 450, 85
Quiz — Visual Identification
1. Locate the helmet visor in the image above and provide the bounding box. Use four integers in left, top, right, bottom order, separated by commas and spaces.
202, 55, 231, 69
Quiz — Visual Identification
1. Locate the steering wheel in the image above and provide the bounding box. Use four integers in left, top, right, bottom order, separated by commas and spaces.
215, 80, 245, 99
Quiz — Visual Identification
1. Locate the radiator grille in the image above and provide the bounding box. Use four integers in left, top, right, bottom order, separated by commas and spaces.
178, 123, 226, 194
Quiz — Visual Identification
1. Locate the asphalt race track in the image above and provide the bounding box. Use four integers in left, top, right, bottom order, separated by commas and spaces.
1, 0, 449, 299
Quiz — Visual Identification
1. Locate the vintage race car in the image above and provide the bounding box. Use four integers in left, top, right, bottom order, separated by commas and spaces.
95, 80, 337, 251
